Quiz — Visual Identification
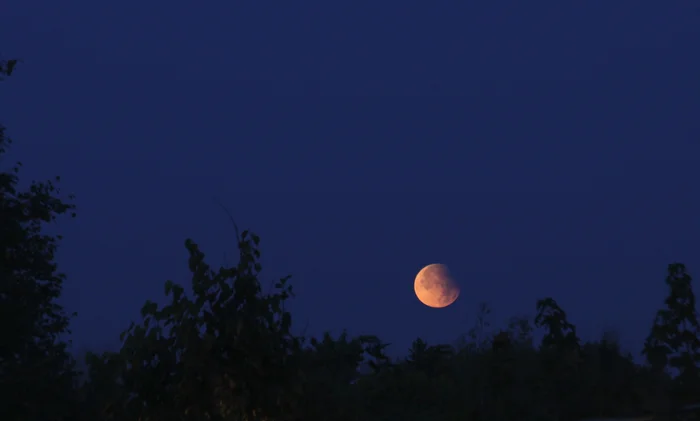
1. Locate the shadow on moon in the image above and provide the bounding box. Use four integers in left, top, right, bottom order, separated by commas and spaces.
414, 263, 460, 308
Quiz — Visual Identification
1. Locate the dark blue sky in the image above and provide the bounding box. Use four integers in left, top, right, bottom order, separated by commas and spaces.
2, 1, 699, 359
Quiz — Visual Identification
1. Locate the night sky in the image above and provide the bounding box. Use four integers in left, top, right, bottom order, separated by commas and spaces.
2, 2, 699, 360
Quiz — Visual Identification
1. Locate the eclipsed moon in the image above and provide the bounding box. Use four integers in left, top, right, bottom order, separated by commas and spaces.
414, 264, 460, 308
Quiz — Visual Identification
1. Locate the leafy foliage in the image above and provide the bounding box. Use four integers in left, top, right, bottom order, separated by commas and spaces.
0, 59, 78, 421
0, 58, 19, 80
643, 263, 700, 407
83, 232, 302, 421
65, 231, 700, 421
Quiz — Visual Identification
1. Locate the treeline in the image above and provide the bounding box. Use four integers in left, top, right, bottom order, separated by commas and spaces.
4, 58, 700, 421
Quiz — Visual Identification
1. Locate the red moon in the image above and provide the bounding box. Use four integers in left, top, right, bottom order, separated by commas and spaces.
414, 264, 460, 308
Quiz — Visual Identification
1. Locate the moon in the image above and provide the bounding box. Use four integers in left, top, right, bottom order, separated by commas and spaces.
414, 264, 460, 308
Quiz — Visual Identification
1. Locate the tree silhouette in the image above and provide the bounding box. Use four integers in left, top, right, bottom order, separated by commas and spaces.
534, 297, 583, 421
0, 58, 19, 80
0, 59, 78, 421
25, 226, 693, 421
83, 233, 303, 420
644, 263, 700, 410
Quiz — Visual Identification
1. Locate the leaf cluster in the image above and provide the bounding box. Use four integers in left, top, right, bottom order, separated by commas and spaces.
0, 83, 79, 420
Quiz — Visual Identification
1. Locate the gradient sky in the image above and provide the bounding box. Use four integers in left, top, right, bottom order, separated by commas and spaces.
2, 1, 699, 359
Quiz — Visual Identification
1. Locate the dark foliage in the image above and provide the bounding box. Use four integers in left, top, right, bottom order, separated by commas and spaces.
1, 59, 79, 421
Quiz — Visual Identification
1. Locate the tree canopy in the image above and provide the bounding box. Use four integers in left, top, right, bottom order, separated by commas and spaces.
1, 57, 79, 421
